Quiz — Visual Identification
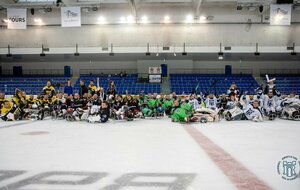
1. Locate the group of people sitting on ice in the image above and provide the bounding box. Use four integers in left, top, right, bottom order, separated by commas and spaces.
0, 77, 300, 123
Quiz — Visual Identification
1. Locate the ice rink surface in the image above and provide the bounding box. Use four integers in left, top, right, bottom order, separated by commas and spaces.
0, 118, 299, 190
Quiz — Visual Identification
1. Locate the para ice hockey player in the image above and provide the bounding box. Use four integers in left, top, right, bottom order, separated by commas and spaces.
99, 101, 110, 123
162, 95, 173, 116
263, 91, 280, 120
225, 93, 243, 110
87, 101, 110, 123
43, 81, 55, 98
148, 93, 163, 117
112, 95, 136, 121
205, 94, 219, 110
141, 93, 163, 118
223, 93, 245, 121
171, 99, 198, 123
1, 100, 14, 121
243, 100, 263, 122
180, 97, 194, 118
171, 100, 188, 122
280, 93, 300, 120
188, 94, 201, 110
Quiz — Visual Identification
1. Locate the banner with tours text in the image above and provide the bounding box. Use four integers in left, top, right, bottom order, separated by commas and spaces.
7, 8, 27, 29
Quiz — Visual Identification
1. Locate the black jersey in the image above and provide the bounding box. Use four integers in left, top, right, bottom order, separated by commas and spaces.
72, 98, 83, 108
100, 107, 110, 123
113, 100, 124, 110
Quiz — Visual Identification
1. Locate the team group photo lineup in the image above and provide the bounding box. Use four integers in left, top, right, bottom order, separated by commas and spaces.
0, 0, 300, 190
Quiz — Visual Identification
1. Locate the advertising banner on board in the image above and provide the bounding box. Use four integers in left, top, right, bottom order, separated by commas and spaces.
7, 8, 27, 29
61, 7, 81, 27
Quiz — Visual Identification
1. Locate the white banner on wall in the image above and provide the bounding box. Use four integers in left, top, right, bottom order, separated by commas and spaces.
149, 75, 162, 83
7, 8, 27, 29
270, 4, 292, 26
61, 7, 81, 27
149, 67, 162, 74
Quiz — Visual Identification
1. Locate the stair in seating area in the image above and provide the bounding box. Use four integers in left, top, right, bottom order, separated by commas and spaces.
161, 77, 171, 95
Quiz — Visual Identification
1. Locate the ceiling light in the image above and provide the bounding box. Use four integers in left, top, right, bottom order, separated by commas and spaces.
98, 16, 106, 24
120, 16, 126, 22
3, 19, 10, 23
199, 16, 207, 21
146, 43, 151, 56
259, 5, 264, 13
30, 8, 34, 15
40, 44, 46, 56
291, 52, 297, 55
92, 6, 98, 12
218, 43, 223, 60
164, 15, 170, 23
182, 42, 187, 56
141, 16, 148, 23
185, 15, 194, 23
109, 43, 114, 56
156, 45, 159, 56
173, 44, 177, 56
74, 44, 79, 56
218, 52, 224, 60
6, 45, 12, 57
254, 43, 260, 56
127, 15, 134, 23
34, 18, 42, 23
56, 0, 62, 7
291, 43, 297, 55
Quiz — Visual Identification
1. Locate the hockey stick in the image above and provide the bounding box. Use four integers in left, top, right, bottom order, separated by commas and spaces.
205, 79, 219, 96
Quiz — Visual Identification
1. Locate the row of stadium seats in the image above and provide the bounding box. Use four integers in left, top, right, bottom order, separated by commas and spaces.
262, 75, 300, 94
170, 74, 259, 95
0, 76, 69, 95
1, 74, 299, 95
74, 75, 161, 94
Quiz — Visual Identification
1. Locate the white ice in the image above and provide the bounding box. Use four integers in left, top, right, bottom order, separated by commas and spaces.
0, 118, 299, 190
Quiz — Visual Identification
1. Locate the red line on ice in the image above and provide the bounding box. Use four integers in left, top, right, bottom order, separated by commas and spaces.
183, 125, 273, 190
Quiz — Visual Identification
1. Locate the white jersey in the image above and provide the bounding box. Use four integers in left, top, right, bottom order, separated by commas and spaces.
257, 94, 265, 108
244, 104, 263, 120
205, 97, 218, 109
247, 99, 255, 106
283, 97, 300, 104
264, 96, 276, 109
59, 97, 66, 104
226, 100, 240, 110
189, 99, 200, 110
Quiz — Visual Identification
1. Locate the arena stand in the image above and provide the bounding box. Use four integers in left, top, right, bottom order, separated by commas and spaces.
2, 74, 299, 96
74, 74, 161, 94
0, 76, 69, 95
170, 74, 259, 95
262, 74, 300, 95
